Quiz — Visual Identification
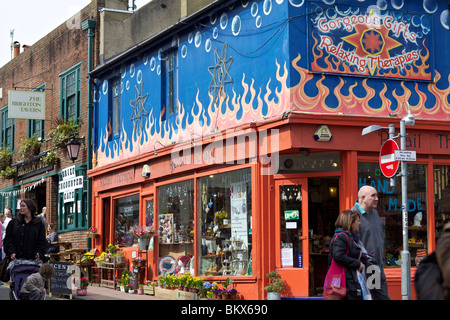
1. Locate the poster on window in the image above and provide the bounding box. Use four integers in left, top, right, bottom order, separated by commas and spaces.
230, 183, 248, 247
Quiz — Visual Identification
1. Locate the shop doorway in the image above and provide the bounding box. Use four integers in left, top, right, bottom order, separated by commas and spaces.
307, 176, 340, 296
275, 175, 340, 297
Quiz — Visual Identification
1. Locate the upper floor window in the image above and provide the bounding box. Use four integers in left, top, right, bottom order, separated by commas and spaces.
28, 85, 45, 139
111, 77, 121, 139
162, 48, 178, 120
60, 63, 81, 122
1, 106, 14, 151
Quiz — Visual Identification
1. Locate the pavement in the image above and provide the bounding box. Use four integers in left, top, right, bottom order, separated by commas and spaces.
66, 285, 168, 300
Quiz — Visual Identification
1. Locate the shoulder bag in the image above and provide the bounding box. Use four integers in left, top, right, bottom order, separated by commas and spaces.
323, 232, 349, 300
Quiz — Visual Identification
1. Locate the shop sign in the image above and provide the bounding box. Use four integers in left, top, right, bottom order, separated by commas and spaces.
16, 156, 53, 180
59, 167, 83, 203
8, 90, 45, 119
309, 3, 432, 81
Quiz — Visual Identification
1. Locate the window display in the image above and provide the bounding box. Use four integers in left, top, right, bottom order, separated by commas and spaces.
114, 194, 140, 247
358, 162, 427, 267
157, 180, 195, 274
198, 169, 252, 276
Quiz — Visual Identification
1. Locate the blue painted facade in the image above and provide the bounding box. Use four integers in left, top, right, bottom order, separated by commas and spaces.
92, 0, 450, 167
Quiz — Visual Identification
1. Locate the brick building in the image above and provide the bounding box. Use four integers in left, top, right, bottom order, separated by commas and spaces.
0, 0, 128, 249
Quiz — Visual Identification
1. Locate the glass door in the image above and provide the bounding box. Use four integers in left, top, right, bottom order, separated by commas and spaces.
275, 178, 309, 296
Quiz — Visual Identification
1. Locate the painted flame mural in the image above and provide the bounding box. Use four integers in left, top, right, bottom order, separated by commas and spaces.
94, 0, 450, 167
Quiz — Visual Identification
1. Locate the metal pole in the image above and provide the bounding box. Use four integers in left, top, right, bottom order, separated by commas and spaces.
389, 124, 395, 187
400, 119, 411, 300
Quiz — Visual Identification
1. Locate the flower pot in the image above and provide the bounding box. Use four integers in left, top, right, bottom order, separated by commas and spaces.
138, 289, 144, 295
129, 289, 135, 294
267, 292, 281, 300
76, 289, 87, 296
138, 238, 150, 250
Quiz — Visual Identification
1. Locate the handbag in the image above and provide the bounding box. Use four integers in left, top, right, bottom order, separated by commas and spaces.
0, 258, 10, 282
323, 232, 349, 300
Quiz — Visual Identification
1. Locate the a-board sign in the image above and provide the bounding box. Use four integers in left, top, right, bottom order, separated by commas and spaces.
49, 261, 73, 295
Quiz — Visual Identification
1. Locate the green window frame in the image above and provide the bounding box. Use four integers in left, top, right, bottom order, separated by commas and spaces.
60, 63, 82, 122
1, 106, 14, 151
28, 85, 45, 139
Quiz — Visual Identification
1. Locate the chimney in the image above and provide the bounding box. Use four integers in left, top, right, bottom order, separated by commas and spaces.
13, 41, 20, 57
22, 44, 30, 51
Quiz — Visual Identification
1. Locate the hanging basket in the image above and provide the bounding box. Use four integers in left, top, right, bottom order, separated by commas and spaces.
86, 232, 98, 239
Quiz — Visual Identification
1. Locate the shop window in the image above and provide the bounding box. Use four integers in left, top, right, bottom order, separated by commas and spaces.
358, 162, 428, 267
434, 165, 450, 239
114, 194, 140, 247
279, 184, 303, 268
58, 169, 87, 232
198, 169, 252, 276
158, 180, 194, 273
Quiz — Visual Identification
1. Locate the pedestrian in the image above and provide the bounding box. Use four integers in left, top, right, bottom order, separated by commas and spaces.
351, 185, 390, 300
2, 207, 12, 231
46, 224, 59, 254
19, 263, 55, 300
327, 210, 365, 300
3, 198, 47, 263
0, 214, 4, 262
436, 221, 450, 299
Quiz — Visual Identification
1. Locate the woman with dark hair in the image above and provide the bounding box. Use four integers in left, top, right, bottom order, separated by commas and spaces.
327, 210, 366, 300
4, 199, 47, 262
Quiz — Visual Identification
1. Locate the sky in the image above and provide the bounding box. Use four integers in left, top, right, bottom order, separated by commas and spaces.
0, 0, 152, 68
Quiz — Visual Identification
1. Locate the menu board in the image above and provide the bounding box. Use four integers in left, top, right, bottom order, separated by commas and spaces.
49, 261, 73, 295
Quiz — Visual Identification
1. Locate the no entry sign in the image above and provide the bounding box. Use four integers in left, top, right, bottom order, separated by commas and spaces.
380, 139, 400, 178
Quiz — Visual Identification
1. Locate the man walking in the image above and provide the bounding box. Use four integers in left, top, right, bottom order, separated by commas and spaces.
352, 185, 390, 300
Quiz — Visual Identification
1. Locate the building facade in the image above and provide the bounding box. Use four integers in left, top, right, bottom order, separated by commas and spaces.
88, 0, 450, 299
0, 0, 128, 249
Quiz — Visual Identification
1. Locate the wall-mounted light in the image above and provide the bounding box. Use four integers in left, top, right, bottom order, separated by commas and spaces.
153, 141, 165, 155
66, 135, 85, 163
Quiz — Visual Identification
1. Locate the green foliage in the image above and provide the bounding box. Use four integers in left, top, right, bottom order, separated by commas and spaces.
0, 166, 15, 179
42, 150, 60, 165
18, 133, 42, 160
48, 117, 81, 149
0, 145, 13, 170
264, 270, 286, 293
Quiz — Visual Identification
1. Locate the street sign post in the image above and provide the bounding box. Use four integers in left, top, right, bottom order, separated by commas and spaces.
380, 139, 400, 178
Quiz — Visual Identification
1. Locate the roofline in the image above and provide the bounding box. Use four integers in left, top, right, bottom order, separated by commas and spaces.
89, 0, 235, 78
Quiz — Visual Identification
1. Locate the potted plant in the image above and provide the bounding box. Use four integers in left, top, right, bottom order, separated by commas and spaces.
18, 133, 42, 160
0, 145, 12, 170
76, 277, 89, 296
120, 270, 132, 292
138, 284, 144, 295
0, 166, 15, 180
48, 117, 82, 150
86, 226, 98, 238
264, 270, 286, 300
42, 150, 60, 165
131, 225, 157, 250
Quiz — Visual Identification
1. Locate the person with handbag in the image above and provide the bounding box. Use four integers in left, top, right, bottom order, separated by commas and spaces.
3, 199, 47, 264
326, 210, 365, 300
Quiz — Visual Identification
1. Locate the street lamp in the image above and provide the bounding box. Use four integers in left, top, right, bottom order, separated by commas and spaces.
362, 102, 415, 300
66, 135, 85, 163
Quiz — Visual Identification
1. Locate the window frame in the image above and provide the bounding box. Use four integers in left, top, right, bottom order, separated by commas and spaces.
1, 106, 14, 151
161, 47, 178, 120
60, 62, 82, 122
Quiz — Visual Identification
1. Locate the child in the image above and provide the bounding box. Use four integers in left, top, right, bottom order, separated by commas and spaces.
20, 263, 55, 300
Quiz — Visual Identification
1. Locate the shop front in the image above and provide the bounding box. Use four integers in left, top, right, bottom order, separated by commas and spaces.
88, 115, 450, 299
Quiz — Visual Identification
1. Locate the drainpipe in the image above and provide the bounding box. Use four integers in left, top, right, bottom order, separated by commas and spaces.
82, 19, 96, 251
